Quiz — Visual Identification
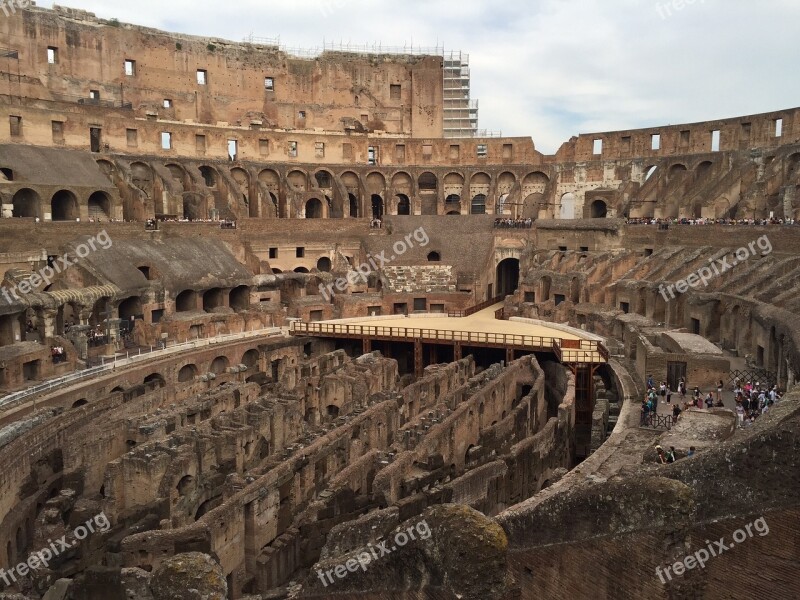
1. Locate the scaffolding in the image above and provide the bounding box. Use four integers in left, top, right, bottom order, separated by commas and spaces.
241, 38, 496, 138
443, 51, 479, 138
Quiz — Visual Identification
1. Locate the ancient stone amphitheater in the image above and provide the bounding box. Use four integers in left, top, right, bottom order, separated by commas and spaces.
0, 4, 798, 600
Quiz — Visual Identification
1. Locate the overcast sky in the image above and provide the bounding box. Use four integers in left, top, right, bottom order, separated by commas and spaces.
35, 0, 800, 153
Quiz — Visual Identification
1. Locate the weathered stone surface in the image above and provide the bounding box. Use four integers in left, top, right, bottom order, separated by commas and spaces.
150, 553, 226, 600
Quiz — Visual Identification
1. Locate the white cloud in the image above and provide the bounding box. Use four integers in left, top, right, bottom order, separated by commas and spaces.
34, 0, 800, 153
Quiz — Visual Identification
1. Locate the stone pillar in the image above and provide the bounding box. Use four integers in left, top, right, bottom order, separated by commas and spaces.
42, 309, 58, 339
67, 324, 90, 360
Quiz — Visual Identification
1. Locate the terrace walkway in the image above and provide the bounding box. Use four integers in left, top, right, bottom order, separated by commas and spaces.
290, 303, 608, 375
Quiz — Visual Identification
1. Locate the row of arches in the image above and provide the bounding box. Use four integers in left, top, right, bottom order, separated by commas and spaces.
7, 189, 113, 220
175, 286, 251, 313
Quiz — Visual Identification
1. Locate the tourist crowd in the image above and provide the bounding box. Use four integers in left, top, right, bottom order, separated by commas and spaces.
626, 217, 797, 226
641, 374, 782, 431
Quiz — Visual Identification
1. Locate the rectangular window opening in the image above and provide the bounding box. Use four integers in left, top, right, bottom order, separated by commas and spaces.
288, 141, 298, 158
477, 144, 488, 158
51, 120, 64, 142
163, 98, 173, 108
197, 69, 208, 85
711, 130, 721, 152
651, 133, 661, 150
264, 76, 274, 91
259, 139, 269, 156
195, 134, 206, 154
124, 59, 136, 76
90, 127, 101, 153
47, 47, 58, 64
390, 84, 401, 100
315, 142, 325, 159
126, 128, 138, 148
775, 118, 783, 137
161, 132, 172, 150
228, 139, 238, 161
592, 139, 603, 155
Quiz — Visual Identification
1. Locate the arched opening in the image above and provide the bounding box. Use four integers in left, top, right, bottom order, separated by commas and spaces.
591, 199, 608, 218
287, 170, 307, 191
229, 286, 250, 311
210, 356, 230, 375
178, 364, 198, 382
203, 288, 225, 312
496, 258, 520, 297
0, 167, 13, 181
175, 290, 198, 312
427, 251, 441, 262
559, 193, 575, 219
316, 257, 332, 272
315, 170, 333, 189
326, 405, 340, 419
396, 194, 410, 215
199, 166, 217, 188
176, 475, 194, 496
645, 165, 658, 181
241, 349, 260, 369
11, 188, 40, 218
72, 398, 88, 409
87, 191, 111, 219
144, 373, 166, 388
51, 190, 78, 221
445, 194, 461, 215
471, 194, 487, 215
349, 193, 359, 218
118, 296, 142, 322
669, 164, 688, 181
418, 172, 437, 192
305, 198, 323, 219
371, 195, 384, 220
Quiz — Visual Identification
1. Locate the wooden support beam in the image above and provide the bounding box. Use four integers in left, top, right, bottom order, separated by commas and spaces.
414, 339, 423, 379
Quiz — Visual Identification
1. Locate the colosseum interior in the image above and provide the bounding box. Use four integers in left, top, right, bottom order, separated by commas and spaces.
0, 4, 798, 600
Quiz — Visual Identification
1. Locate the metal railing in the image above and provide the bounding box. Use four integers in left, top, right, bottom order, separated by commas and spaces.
640, 411, 674, 431
0, 328, 284, 408
448, 295, 504, 318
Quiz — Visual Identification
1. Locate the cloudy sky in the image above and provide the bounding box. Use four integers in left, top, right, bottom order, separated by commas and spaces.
34, 0, 800, 153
